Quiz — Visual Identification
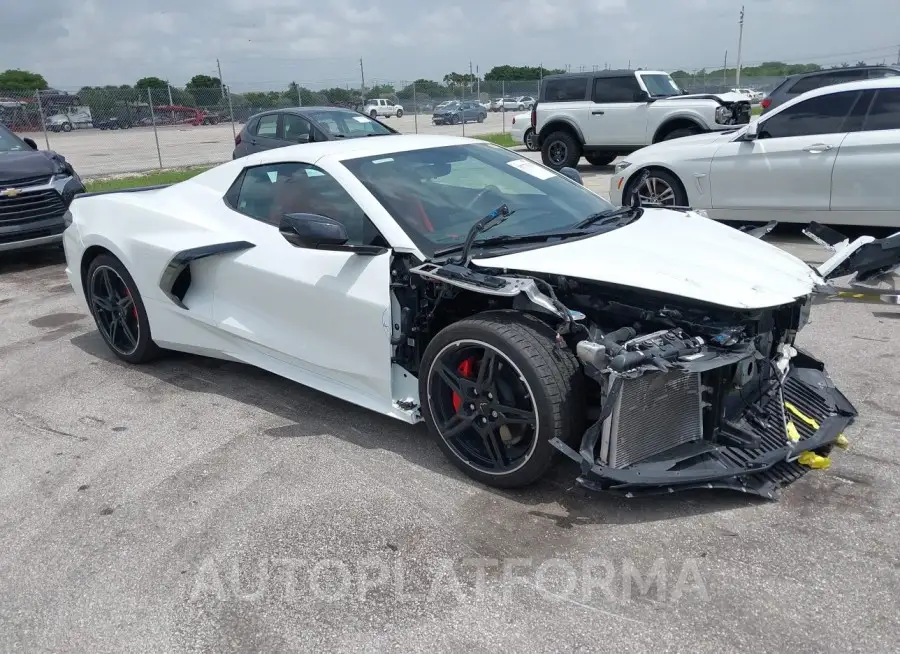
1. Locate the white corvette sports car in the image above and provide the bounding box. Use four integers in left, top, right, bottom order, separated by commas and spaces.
63, 134, 899, 497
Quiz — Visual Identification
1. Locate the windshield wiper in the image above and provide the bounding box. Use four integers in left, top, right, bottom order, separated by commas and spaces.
574, 205, 642, 229
439, 204, 514, 264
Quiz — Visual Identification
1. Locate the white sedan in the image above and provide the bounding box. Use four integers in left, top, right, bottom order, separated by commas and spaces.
510, 112, 537, 150
64, 134, 885, 496
610, 76, 900, 227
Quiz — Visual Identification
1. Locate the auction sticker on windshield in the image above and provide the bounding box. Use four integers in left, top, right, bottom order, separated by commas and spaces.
353, 116, 372, 123
507, 159, 555, 180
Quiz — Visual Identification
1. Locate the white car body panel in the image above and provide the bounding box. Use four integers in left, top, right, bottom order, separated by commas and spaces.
510, 112, 531, 146
609, 77, 900, 227
65, 133, 856, 429
474, 208, 824, 309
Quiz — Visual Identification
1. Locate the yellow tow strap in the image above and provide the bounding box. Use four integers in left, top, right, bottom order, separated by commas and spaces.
781, 401, 849, 468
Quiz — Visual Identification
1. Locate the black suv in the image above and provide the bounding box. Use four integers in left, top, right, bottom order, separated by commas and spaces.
761, 65, 900, 114
0, 123, 85, 253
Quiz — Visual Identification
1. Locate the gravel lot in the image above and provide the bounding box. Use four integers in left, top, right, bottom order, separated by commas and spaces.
19, 113, 520, 176
1, 173, 899, 650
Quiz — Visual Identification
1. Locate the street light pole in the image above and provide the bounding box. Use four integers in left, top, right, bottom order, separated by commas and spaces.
735, 6, 745, 87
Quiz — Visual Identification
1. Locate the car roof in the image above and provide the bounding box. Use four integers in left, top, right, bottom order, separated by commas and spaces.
542, 69, 666, 81
785, 64, 900, 81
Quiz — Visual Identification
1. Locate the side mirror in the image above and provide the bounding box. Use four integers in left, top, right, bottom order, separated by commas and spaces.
633, 90, 650, 102
279, 213, 348, 249
23, 137, 38, 150
743, 120, 760, 140
559, 166, 583, 185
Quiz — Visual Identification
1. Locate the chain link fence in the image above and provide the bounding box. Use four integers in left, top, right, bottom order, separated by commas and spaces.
1, 75, 779, 176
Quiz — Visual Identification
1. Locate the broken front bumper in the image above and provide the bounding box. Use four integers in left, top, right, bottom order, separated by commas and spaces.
551, 348, 857, 499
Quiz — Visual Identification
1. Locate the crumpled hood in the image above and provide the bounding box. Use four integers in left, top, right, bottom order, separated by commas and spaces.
472, 209, 824, 310
676, 91, 749, 104
0, 150, 66, 182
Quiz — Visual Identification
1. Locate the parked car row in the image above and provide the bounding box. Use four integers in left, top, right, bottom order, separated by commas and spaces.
608, 75, 900, 228
489, 96, 535, 111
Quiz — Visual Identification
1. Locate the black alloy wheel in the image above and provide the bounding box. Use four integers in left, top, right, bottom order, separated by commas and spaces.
86, 254, 160, 363
420, 312, 584, 488
427, 340, 539, 477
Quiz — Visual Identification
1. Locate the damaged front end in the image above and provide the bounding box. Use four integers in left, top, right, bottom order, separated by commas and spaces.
549, 309, 857, 500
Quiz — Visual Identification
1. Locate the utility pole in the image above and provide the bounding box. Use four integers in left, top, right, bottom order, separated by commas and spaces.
216, 58, 225, 100
723, 50, 728, 86
359, 58, 365, 94
476, 65, 480, 100
735, 6, 745, 87
896, 45, 900, 65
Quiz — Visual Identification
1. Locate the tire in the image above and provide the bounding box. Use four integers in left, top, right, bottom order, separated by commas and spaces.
62, 123, 73, 132
524, 129, 537, 151
396, 108, 403, 118
369, 109, 377, 119
477, 113, 485, 123
541, 130, 582, 170
451, 114, 460, 125
584, 152, 616, 166
662, 125, 702, 141
419, 311, 584, 489
625, 167, 687, 207
85, 254, 161, 364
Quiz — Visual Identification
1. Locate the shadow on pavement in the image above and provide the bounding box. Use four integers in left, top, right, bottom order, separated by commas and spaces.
71, 330, 768, 528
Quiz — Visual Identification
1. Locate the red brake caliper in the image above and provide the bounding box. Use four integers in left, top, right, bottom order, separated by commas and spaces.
451, 357, 475, 412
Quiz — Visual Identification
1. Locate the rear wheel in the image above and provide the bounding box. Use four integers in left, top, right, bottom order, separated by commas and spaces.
541, 130, 582, 170
396, 108, 403, 118
85, 254, 161, 364
584, 152, 616, 166
369, 109, 378, 119
420, 312, 583, 489
451, 114, 460, 125
524, 129, 537, 151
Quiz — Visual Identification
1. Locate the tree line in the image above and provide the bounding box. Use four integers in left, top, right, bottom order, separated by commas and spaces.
0, 60, 887, 116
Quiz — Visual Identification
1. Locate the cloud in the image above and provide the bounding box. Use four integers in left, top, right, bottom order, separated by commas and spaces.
1, 0, 897, 92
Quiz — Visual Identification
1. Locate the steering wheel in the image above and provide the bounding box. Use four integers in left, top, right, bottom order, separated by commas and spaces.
464, 185, 503, 211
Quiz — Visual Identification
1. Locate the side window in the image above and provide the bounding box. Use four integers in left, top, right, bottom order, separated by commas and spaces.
542, 78, 588, 102
229, 163, 380, 245
592, 76, 641, 103
759, 91, 859, 139
282, 114, 312, 143
255, 114, 279, 137
788, 74, 834, 95
863, 89, 900, 131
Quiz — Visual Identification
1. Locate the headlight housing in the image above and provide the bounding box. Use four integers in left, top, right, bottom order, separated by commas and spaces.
715, 105, 730, 124
614, 160, 632, 174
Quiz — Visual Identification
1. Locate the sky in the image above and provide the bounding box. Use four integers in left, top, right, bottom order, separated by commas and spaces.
3, 0, 899, 92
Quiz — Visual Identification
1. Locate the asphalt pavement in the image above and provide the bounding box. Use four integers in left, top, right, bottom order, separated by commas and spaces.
1, 230, 899, 652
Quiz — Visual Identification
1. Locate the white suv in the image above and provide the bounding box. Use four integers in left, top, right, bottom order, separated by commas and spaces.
533, 70, 752, 169
363, 98, 404, 118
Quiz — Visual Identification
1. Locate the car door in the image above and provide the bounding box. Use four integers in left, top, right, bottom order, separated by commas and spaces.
211, 161, 395, 409
586, 76, 647, 146
707, 89, 861, 221
830, 88, 900, 226
281, 112, 313, 145
243, 112, 283, 154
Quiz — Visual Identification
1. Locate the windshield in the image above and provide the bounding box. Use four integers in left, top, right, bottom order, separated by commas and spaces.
0, 124, 28, 153
342, 143, 617, 257
307, 110, 393, 138
640, 74, 682, 97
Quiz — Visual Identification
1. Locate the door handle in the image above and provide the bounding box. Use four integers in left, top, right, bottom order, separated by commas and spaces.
592, 110, 605, 115
803, 143, 833, 153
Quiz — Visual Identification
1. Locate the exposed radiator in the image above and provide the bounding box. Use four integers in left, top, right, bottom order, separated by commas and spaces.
600, 372, 704, 468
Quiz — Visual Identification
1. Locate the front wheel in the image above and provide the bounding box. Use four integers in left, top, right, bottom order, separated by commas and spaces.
396, 108, 403, 118
369, 109, 378, 119
62, 122, 73, 132
85, 254, 161, 364
477, 113, 485, 123
662, 126, 702, 141
626, 168, 687, 207
450, 114, 460, 125
540, 130, 582, 170
419, 312, 583, 489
